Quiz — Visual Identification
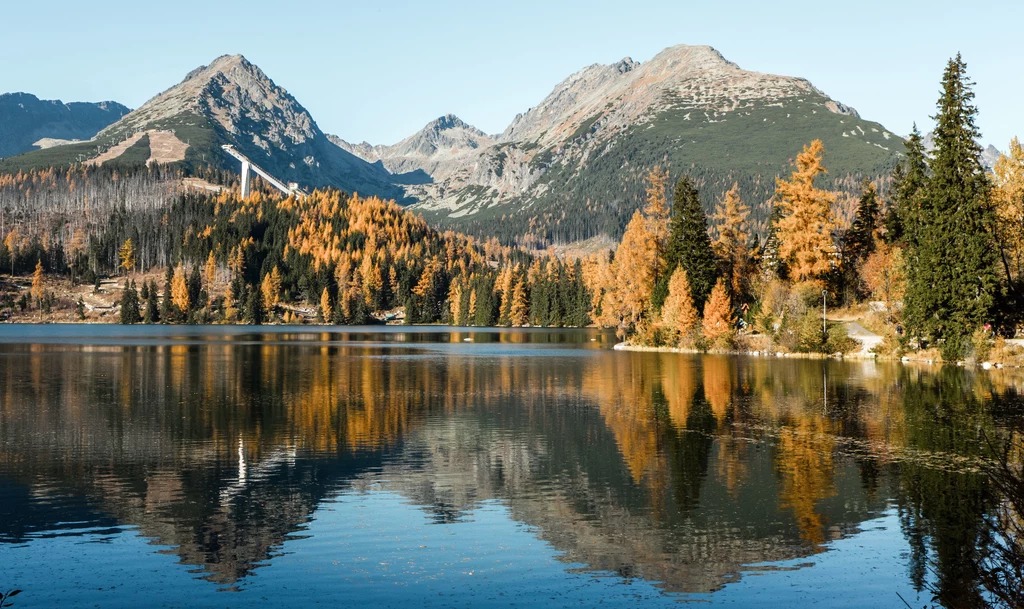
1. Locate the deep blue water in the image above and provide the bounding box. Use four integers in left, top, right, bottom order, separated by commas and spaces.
0, 325, 1018, 607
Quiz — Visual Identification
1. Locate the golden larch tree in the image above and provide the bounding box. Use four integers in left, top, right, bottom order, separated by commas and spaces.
610, 210, 657, 328
860, 242, 906, 318
712, 183, 753, 296
702, 278, 734, 342
774, 140, 837, 281
509, 279, 530, 327
204, 251, 218, 286
320, 287, 333, 322
262, 266, 282, 310
171, 266, 190, 313
31, 260, 45, 302
118, 238, 136, 274
467, 286, 478, 324
4, 229, 20, 274
643, 167, 671, 284
448, 282, 464, 325
661, 267, 700, 340
993, 137, 1024, 281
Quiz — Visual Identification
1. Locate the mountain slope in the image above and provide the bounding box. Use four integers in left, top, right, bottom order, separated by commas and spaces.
0, 56, 401, 199
0, 93, 129, 158
366, 45, 903, 245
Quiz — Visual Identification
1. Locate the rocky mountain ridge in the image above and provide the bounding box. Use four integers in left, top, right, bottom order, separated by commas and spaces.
330, 113, 494, 182
336, 44, 901, 244
0, 93, 129, 158
97, 54, 400, 197
3, 55, 401, 199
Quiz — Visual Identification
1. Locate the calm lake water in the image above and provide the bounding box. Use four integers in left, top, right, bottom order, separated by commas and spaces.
0, 326, 1021, 608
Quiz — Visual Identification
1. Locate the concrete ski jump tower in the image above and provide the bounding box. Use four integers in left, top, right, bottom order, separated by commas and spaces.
221, 145, 307, 199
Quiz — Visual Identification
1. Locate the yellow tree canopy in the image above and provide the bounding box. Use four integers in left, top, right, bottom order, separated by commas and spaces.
205, 251, 218, 286
712, 183, 753, 296
643, 167, 670, 261
661, 267, 699, 338
171, 266, 190, 313
702, 278, 734, 341
993, 137, 1024, 280
262, 266, 282, 310
118, 238, 136, 274
31, 260, 45, 301
320, 287, 333, 322
611, 210, 657, 328
775, 140, 837, 282
509, 279, 529, 327
861, 242, 906, 308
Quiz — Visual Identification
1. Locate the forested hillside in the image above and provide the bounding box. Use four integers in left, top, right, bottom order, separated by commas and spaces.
0, 166, 591, 327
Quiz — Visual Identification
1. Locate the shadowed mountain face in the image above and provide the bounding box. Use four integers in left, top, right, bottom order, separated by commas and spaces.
0, 93, 129, 157
0, 328, 1018, 606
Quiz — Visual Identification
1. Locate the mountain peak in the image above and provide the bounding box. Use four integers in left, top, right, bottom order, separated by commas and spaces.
424, 114, 486, 137
612, 58, 639, 74
652, 44, 736, 69
502, 42, 856, 145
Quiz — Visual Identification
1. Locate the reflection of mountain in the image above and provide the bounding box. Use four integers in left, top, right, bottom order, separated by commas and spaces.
0, 332, 1013, 597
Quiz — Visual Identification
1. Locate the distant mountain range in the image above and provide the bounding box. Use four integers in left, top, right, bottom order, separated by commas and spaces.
334, 45, 906, 242
0, 93, 129, 158
3, 45, 1000, 245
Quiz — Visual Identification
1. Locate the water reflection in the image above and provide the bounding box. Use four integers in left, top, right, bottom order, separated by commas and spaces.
0, 328, 1022, 605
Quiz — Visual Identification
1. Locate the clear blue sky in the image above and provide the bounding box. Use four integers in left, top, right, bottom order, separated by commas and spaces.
2, 0, 1020, 148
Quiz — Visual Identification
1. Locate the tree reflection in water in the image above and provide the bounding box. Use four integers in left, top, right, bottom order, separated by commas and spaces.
0, 328, 1022, 605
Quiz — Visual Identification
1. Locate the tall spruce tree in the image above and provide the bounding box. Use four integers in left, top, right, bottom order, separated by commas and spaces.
143, 280, 160, 324
904, 55, 998, 360
892, 125, 930, 248
244, 285, 265, 325
160, 266, 174, 323
660, 177, 718, 311
845, 181, 880, 263
840, 181, 881, 299
119, 281, 141, 324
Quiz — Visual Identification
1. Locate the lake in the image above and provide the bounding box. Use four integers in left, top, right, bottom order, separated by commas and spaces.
0, 326, 1020, 608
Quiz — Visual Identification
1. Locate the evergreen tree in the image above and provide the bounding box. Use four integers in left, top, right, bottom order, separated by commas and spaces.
160, 266, 174, 323
661, 176, 718, 311
840, 181, 881, 300
569, 259, 591, 327
119, 280, 141, 324
845, 181, 880, 264
187, 265, 204, 313
761, 203, 786, 280
904, 55, 998, 360
144, 280, 160, 324
244, 285, 265, 325
75, 297, 86, 321
884, 163, 907, 244
890, 125, 930, 248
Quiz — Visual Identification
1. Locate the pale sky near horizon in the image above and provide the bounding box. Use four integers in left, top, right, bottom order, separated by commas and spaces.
2, 0, 1020, 148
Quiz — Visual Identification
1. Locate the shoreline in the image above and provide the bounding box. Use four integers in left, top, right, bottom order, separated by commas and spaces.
612, 342, 1023, 370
